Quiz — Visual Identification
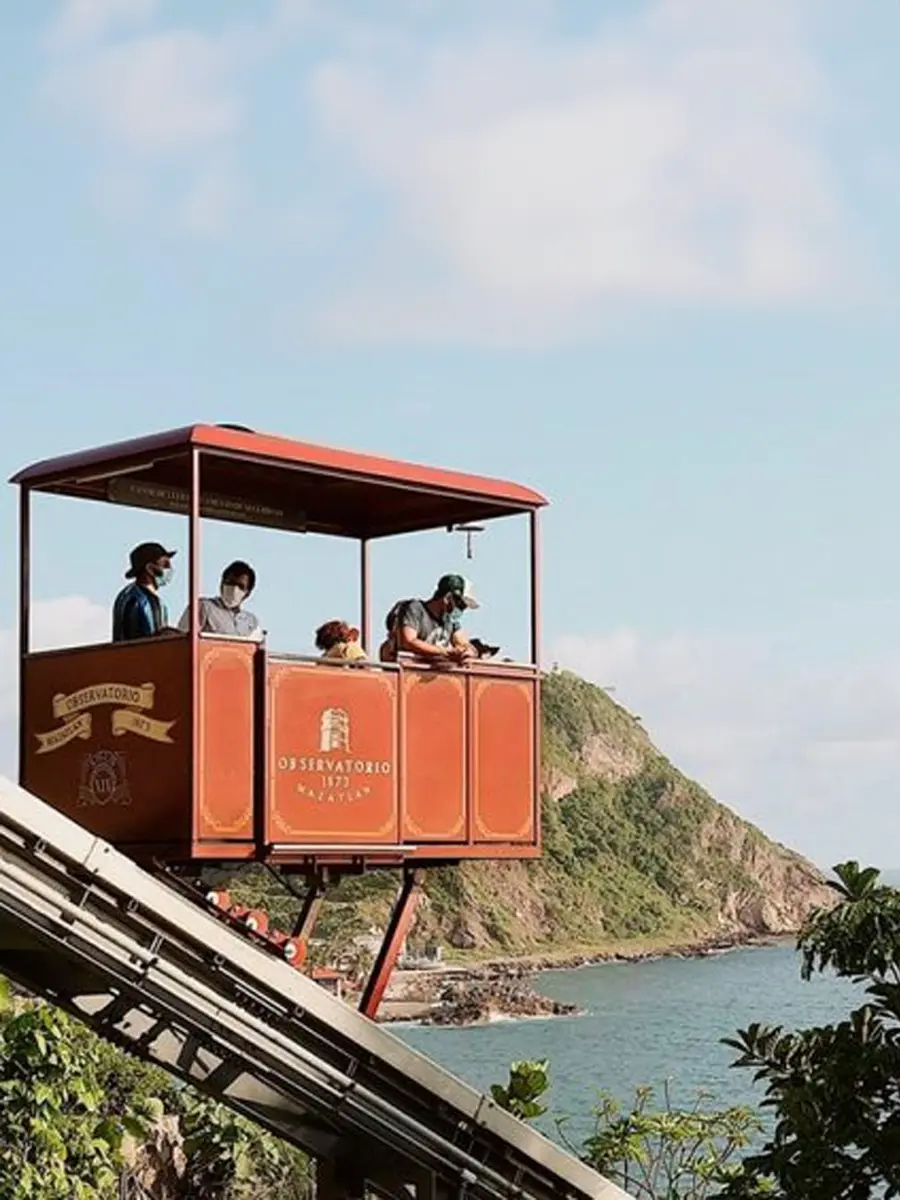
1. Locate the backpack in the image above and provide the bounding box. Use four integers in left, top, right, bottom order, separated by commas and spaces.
384, 600, 412, 634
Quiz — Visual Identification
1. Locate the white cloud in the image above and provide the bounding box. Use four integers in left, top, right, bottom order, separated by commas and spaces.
553, 629, 900, 870
47, 30, 242, 158
309, 0, 851, 345
50, 0, 157, 48
0, 597, 109, 775
40, 3, 273, 229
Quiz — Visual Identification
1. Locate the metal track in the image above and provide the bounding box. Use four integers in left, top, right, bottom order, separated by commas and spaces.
0, 778, 626, 1200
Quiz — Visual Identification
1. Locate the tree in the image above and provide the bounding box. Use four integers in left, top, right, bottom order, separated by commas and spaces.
579, 1084, 760, 1199
178, 1096, 312, 1199
718, 861, 900, 1198
490, 1061, 759, 1198
0, 980, 312, 1200
0, 987, 151, 1199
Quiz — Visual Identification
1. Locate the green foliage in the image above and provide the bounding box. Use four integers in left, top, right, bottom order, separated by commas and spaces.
717, 861, 900, 1198
578, 1084, 762, 1199
491, 1059, 761, 1200
0, 999, 148, 1199
541, 669, 646, 773
305, 903, 374, 979
0, 980, 311, 1199
424, 866, 467, 922
532, 738, 762, 945
70, 1021, 179, 1118
490, 1060, 550, 1121
179, 1096, 312, 1199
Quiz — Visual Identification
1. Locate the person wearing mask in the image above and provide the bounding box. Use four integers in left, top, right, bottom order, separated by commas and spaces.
379, 574, 478, 663
112, 542, 177, 642
178, 560, 262, 641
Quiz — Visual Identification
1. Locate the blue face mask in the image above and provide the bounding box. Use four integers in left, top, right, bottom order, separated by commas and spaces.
155, 565, 173, 588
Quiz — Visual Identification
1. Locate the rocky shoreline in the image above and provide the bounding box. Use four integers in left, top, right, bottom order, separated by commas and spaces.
462, 928, 787, 976
377, 930, 786, 1026
419, 977, 583, 1026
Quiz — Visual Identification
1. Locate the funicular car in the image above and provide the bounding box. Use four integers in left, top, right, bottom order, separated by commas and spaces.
11, 423, 546, 1014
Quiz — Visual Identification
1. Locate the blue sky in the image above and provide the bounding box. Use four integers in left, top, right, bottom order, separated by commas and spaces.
1, 0, 899, 867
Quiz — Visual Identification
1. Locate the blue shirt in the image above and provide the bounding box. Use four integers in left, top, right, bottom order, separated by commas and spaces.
112, 584, 168, 642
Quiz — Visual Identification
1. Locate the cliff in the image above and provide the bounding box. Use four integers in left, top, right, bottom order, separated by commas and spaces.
412, 670, 831, 956
230, 669, 832, 961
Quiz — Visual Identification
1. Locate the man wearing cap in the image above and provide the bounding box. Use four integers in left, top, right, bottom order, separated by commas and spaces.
112, 542, 177, 642
379, 574, 478, 663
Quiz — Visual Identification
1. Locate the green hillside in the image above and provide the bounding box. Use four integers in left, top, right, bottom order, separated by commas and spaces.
229, 670, 830, 961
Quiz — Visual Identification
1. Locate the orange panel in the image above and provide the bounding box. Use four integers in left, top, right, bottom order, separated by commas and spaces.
401, 669, 466, 843
22, 638, 191, 847
197, 640, 256, 841
267, 662, 398, 844
471, 674, 536, 843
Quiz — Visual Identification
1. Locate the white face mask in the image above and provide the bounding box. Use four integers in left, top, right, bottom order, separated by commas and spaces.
220, 584, 246, 610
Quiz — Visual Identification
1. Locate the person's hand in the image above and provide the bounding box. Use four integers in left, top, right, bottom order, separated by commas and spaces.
447, 645, 469, 664
424, 645, 454, 668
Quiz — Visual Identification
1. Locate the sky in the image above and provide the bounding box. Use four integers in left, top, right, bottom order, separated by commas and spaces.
1, 0, 899, 869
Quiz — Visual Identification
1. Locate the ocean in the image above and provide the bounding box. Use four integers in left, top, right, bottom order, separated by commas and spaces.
394, 942, 862, 1145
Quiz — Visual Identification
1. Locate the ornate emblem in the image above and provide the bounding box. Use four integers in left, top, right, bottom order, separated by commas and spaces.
78, 750, 132, 808
319, 707, 350, 752
276, 706, 391, 806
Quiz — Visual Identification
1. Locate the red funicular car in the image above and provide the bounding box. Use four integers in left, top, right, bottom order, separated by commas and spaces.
11, 423, 546, 1014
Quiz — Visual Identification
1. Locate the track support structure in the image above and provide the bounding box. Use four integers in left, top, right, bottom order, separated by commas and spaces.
0, 776, 627, 1200
292, 868, 329, 940
317, 1145, 439, 1198
359, 868, 425, 1020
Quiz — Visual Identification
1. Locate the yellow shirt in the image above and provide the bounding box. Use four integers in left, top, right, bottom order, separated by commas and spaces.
321, 641, 368, 661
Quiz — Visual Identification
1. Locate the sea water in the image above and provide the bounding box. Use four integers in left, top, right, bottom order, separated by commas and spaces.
394, 943, 861, 1143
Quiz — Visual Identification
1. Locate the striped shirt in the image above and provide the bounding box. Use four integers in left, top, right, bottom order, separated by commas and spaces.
112, 584, 168, 642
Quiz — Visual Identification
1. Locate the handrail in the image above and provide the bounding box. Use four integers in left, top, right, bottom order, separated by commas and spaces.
24, 636, 539, 673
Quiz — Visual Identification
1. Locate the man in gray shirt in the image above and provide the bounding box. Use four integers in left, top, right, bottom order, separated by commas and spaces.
379, 574, 478, 663
178, 560, 263, 640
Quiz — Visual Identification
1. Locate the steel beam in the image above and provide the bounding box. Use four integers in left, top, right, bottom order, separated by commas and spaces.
358, 869, 424, 1020
292, 872, 328, 941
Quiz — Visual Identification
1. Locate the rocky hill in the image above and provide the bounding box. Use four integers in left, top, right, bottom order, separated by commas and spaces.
231, 669, 832, 962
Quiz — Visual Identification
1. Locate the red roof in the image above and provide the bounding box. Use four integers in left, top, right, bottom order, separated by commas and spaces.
10, 424, 546, 539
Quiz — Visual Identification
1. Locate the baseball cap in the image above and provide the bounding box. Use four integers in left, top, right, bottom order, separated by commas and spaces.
125, 542, 177, 579
435, 573, 479, 609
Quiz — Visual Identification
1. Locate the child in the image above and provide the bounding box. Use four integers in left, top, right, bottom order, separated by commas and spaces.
315, 620, 368, 661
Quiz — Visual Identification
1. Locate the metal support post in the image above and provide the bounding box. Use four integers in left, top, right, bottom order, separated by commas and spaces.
17, 486, 30, 785
358, 868, 424, 1019
360, 537, 371, 653
292, 870, 328, 940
